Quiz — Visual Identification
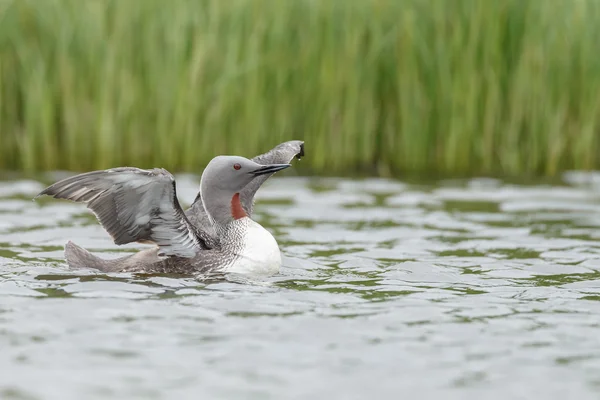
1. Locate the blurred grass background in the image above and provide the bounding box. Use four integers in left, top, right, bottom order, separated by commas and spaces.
0, 0, 599, 177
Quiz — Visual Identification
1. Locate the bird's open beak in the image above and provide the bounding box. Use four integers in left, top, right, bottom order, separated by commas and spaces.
250, 163, 291, 176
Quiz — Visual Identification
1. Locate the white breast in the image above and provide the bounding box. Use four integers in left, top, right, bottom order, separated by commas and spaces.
224, 218, 282, 276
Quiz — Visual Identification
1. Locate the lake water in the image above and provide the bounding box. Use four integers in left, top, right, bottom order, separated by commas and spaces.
2, 172, 600, 399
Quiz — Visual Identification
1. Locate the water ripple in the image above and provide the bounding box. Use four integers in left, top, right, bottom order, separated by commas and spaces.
1, 173, 600, 399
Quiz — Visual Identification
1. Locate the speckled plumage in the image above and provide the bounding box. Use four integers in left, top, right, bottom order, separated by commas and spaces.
37, 141, 304, 275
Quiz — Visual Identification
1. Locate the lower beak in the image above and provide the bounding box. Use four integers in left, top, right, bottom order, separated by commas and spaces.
251, 163, 291, 176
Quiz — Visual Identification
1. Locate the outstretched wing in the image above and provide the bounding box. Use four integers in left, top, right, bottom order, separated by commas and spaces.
184, 140, 304, 233
36, 167, 207, 258
241, 140, 305, 213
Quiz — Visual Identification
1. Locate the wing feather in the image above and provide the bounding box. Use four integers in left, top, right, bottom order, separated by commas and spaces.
36, 167, 206, 258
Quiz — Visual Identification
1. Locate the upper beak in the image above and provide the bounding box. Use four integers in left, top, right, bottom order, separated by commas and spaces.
250, 163, 291, 176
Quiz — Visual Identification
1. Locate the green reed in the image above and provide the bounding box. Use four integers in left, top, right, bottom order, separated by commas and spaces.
1, 0, 600, 177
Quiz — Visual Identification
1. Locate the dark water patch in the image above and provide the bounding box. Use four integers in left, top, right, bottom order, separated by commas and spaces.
0, 388, 39, 400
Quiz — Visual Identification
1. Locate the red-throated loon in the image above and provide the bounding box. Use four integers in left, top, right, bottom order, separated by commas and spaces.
35, 141, 304, 276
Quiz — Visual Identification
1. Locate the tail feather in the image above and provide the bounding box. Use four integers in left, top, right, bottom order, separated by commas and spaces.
64, 241, 127, 272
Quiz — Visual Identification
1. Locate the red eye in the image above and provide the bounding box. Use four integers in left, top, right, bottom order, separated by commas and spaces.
233, 163, 241, 170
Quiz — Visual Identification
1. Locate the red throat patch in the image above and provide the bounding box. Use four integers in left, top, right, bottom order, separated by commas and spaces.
231, 193, 247, 220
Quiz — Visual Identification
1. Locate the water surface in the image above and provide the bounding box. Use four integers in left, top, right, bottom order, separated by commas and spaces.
2, 172, 600, 399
